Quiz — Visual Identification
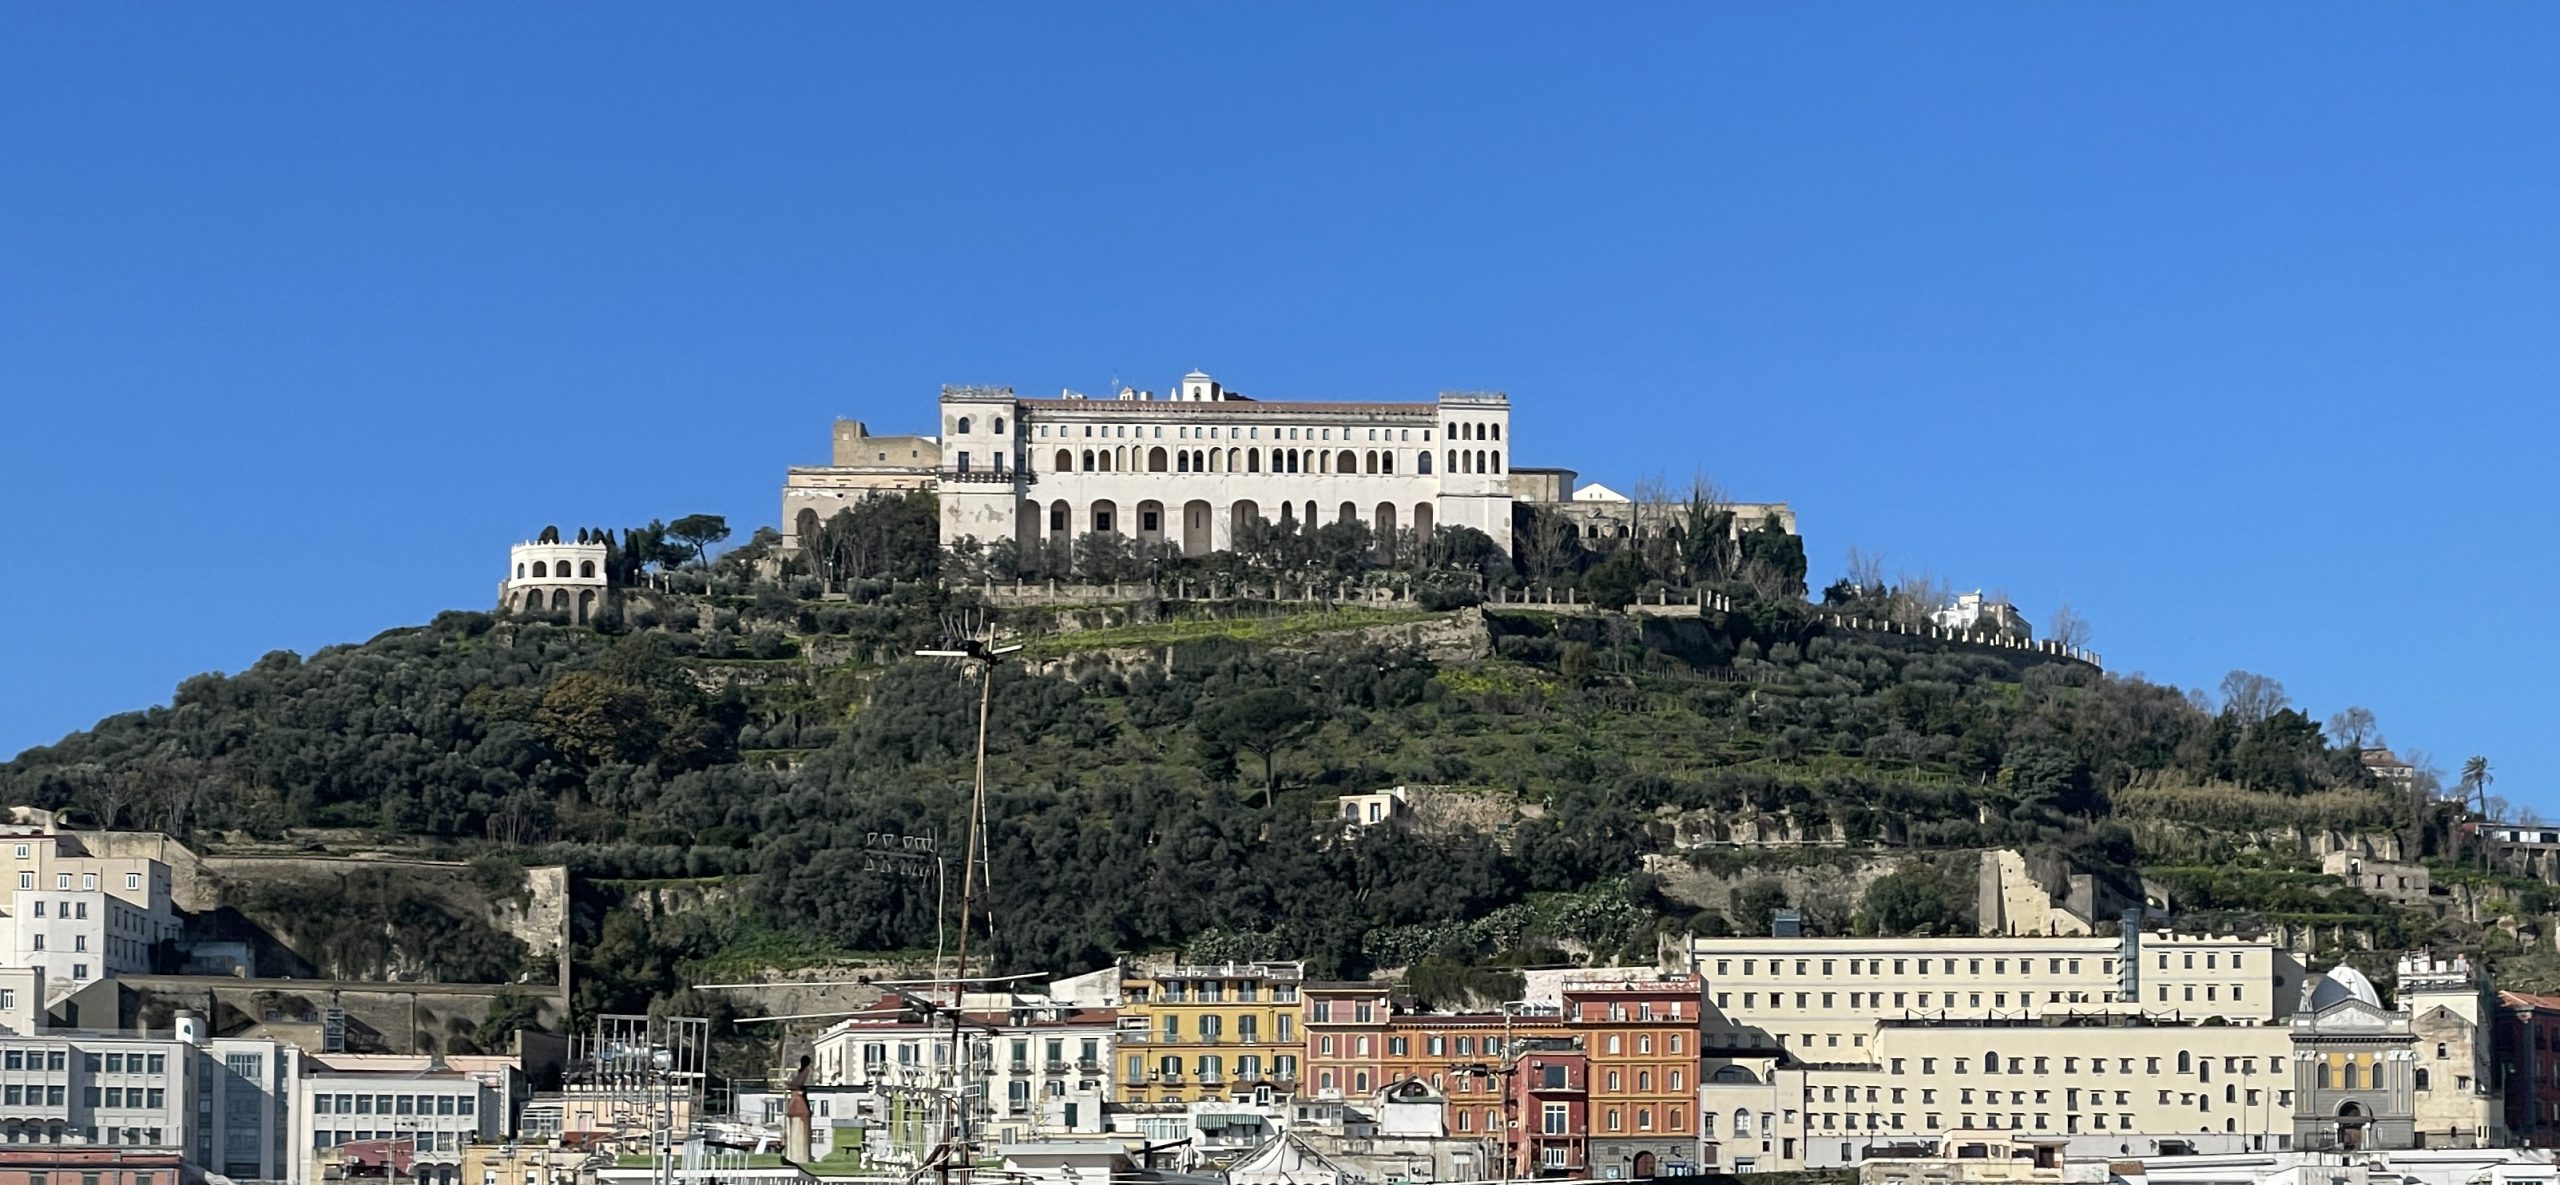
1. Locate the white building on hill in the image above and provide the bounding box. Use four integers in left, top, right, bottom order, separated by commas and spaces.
0, 808, 179, 1000
784, 370, 1517, 556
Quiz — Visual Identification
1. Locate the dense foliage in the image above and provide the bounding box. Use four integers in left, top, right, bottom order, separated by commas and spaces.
0, 508, 2462, 1019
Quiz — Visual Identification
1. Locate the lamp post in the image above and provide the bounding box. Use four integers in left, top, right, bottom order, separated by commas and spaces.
651, 1046, 674, 1185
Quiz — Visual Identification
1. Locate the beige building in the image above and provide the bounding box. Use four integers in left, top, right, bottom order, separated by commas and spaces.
0, 809, 179, 1000
779, 420, 940, 550
1686, 932, 2303, 1059
2401, 952, 2503, 1149
2324, 852, 2434, 907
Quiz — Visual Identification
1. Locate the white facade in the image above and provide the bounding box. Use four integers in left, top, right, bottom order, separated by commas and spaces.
932, 372, 1516, 556
501, 540, 610, 622
1687, 932, 2303, 1057
295, 1066, 501, 1185
0, 1021, 300, 1184
0, 811, 179, 1000
811, 998, 1116, 1144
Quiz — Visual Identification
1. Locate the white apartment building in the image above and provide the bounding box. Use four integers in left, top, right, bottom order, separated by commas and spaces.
811, 996, 1117, 1145
294, 1064, 502, 1185
0, 811, 179, 999
0, 1013, 299, 1183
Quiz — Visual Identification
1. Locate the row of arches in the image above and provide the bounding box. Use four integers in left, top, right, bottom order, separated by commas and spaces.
1049, 446, 1442, 476
950, 415, 1006, 435
512, 587, 600, 623
1018, 498, 1435, 557
1446, 420, 1502, 441
514, 559, 597, 579
1448, 449, 1502, 475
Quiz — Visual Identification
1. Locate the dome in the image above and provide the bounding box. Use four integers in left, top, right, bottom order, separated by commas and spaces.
2306, 963, 2382, 1011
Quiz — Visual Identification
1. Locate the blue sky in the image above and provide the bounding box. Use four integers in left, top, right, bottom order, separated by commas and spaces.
4, 7, 2553, 804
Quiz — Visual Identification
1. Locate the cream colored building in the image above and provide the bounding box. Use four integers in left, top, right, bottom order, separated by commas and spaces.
1686, 932, 2304, 1059
779, 420, 940, 550
0, 808, 179, 999
2400, 952, 2503, 1149
935, 372, 1516, 558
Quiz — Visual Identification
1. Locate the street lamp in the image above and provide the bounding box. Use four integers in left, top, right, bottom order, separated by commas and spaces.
651, 1046, 675, 1185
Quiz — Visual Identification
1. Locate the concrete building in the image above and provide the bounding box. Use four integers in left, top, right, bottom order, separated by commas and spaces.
778, 421, 940, 551
1118, 961, 1302, 1105
2324, 853, 2435, 907
500, 537, 609, 623
0, 810, 179, 1001
1334, 788, 1410, 831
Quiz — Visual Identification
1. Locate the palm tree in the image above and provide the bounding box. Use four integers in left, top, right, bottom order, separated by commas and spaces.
2460, 756, 2494, 871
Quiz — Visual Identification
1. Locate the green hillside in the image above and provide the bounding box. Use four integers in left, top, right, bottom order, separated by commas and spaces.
0, 503, 2522, 1018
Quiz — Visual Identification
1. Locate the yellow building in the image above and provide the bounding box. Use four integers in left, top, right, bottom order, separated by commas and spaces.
1117, 961, 1304, 1103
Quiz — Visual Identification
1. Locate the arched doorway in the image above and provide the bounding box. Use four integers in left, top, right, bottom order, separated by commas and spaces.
1633, 1152, 1656, 1178
795, 508, 820, 547
1231, 501, 1261, 540
2338, 1101, 2368, 1151
1183, 500, 1213, 556
576, 590, 596, 624
1136, 500, 1165, 545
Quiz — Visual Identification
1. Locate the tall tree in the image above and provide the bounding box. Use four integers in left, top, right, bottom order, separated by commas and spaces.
2217, 670, 2290, 728
2047, 603, 2093, 651
2460, 755, 2495, 871
2327, 706, 2378, 753
1193, 689, 1320, 807
666, 514, 733, 568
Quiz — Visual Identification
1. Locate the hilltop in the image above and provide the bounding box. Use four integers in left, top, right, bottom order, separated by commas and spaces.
3, 502, 2541, 1025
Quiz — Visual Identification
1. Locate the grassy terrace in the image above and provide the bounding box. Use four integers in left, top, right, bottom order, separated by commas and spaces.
1016, 606, 1445, 659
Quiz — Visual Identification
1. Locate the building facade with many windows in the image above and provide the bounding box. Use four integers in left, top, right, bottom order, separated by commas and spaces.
0, 811, 178, 999
1118, 961, 1302, 1105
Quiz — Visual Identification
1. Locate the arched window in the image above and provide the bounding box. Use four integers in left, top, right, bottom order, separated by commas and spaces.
992, 416, 1005, 434
1228, 447, 1241, 471
2317, 1063, 2332, 1089
957, 416, 973, 434
2416, 1068, 2431, 1091
1491, 452, 1502, 473
1247, 449, 1261, 473
1080, 450, 1094, 471
532, 561, 548, 578
1984, 1052, 2001, 1073
1381, 452, 1393, 474
1732, 1110, 1751, 1137
1337, 449, 1356, 473
580, 560, 596, 578
1491, 423, 1501, 440
1364, 450, 1378, 474
2176, 1052, 2191, 1074
1055, 449, 1072, 472
515, 563, 526, 579
1418, 452, 1432, 474
2344, 1061, 2361, 1090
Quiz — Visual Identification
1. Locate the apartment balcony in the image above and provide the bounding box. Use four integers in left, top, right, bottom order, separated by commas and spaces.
1042, 1062, 1068, 1076
1008, 1062, 1032, 1076
1075, 1059, 1102, 1074
1198, 1072, 1225, 1086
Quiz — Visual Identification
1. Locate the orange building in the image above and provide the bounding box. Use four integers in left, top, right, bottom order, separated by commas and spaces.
1566, 975, 1706, 1179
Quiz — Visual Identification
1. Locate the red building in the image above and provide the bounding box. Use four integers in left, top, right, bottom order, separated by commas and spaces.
1567, 975, 1706, 1179
0, 1148, 182, 1185
2501, 991, 2560, 1145
1506, 1038, 1590, 1178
